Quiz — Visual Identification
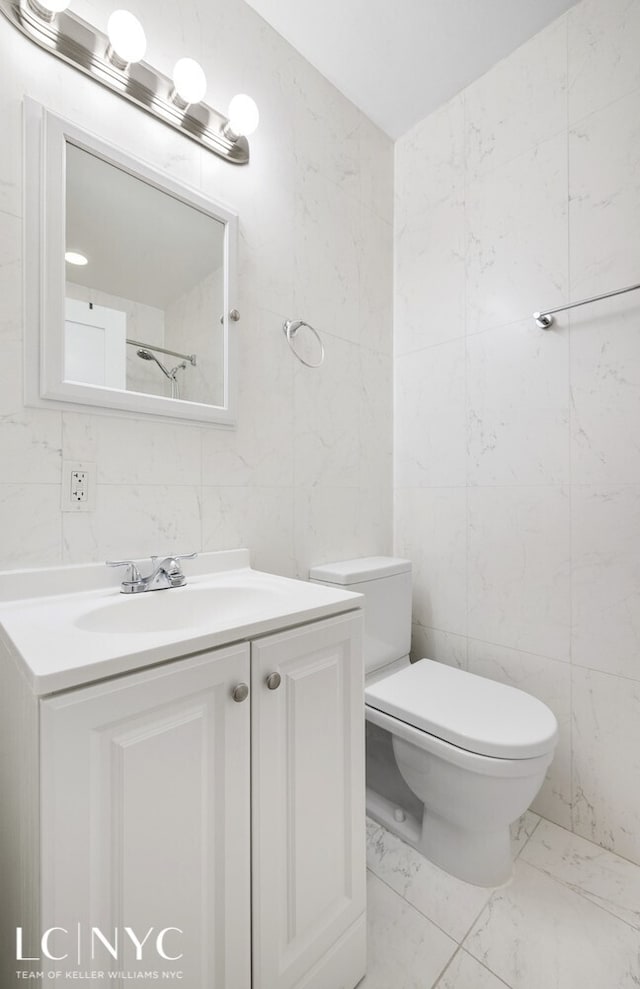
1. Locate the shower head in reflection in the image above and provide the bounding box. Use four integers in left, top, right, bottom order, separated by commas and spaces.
136, 347, 172, 379
136, 348, 187, 399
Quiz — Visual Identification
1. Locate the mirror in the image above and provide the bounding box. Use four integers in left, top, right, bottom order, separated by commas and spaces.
25, 100, 238, 426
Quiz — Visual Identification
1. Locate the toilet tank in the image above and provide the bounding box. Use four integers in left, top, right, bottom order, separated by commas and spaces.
309, 557, 412, 675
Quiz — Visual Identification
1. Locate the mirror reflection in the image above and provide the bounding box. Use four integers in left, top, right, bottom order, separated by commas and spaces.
64, 143, 226, 407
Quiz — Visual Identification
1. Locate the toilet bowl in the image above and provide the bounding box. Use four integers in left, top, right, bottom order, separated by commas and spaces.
309, 556, 558, 887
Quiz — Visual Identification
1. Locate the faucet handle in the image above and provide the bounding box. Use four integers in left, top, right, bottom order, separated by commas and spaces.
106, 559, 142, 579
106, 560, 145, 593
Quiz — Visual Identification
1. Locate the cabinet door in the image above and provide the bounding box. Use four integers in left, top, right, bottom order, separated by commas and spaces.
252, 612, 365, 989
40, 645, 251, 988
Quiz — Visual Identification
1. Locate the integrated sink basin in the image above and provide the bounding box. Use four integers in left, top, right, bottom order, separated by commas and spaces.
0, 549, 362, 694
75, 585, 285, 634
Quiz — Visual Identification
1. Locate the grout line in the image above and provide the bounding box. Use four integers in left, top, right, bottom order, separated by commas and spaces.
516, 852, 640, 936
429, 944, 464, 989
433, 947, 513, 989
514, 813, 542, 860
366, 866, 461, 945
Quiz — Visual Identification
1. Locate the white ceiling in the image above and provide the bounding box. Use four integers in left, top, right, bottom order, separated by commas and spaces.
244, 0, 577, 138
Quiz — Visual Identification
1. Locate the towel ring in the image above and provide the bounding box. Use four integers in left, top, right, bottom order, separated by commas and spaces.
283, 319, 325, 368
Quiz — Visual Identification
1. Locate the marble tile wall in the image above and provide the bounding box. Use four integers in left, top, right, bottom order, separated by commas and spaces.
394, 0, 640, 862
0, 0, 393, 576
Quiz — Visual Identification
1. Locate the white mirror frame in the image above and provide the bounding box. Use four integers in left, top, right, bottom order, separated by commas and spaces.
24, 97, 238, 426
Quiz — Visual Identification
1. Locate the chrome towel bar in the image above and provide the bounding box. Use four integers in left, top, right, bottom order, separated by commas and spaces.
534, 281, 640, 328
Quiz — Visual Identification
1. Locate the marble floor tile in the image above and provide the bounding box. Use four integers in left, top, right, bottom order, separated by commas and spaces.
435, 950, 510, 989
464, 860, 640, 989
521, 818, 640, 931
361, 872, 457, 989
365, 813, 539, 943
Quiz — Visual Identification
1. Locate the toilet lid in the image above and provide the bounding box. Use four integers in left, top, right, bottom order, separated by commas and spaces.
365, 659, 558, 759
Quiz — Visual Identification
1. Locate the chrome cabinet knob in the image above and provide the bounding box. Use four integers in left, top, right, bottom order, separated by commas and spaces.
266, 672, 281, 691
232, 683, 249, 703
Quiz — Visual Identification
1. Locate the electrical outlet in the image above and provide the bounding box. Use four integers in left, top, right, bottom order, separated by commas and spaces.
71, 470, 88, 503
62, 461, 96, 512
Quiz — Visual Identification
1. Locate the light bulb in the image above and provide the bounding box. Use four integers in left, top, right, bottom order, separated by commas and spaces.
227, 94, 259, 138
26, 0, 71, 18
171, 58, 207, 107
65, 251, 88, 266
106, 10, 147, 67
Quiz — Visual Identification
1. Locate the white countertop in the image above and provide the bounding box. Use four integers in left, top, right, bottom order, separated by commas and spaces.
0, 550, 362, 694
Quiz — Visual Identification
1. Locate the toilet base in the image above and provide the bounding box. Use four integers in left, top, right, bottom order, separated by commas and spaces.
366, 784, 512, 887
419, 808, 512, 887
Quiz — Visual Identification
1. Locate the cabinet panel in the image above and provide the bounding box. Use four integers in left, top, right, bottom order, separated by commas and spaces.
40, 644, 250, 988
251, 612, 365, 989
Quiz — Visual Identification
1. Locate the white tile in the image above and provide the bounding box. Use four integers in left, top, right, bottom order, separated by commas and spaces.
361, 872, 457, 989
465, 860, 640, 989
0, 209, 21, 332
395, 488, 467, 635
572, 667, 640, 865
467, 640, 572, 828
290, 57, 362, 205
62, 414, 202, 487
0, 411, 62, 484
293, 487, 362, 580
436, 950, 510, 989
465, 16, 567, 179
0, 484, 61, 567
395, 93, 465, 225
467, 321, 570, 486
0, 34, 23, 219
394, 341, 466, 488
292, 168, 361, 348
293, 335, 361, 489
570, 301, 640, 485
359, 117, 394, 225
521, 818, 640, 931
359, 208, 393, 355
366, 822, 494, 942
467, 487, 571, 661
569, 90, 640, 301
571, 486, 640, 680
201, 306, 294, 489
201, 485, 294, 578
359, 346, 393, 493
510, 811, 541, 859
356, 482, 393, 560
62, 484, 202, 564
411, 625, 468, 670
395, 200, 466, 354
466, 135, 568, 335
568, 0, 640, 125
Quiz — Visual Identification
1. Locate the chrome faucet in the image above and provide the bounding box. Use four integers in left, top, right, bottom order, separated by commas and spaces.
107, 553, 197, 594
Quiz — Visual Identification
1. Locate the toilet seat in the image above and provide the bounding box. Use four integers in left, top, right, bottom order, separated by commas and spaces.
365, 659, 558, 760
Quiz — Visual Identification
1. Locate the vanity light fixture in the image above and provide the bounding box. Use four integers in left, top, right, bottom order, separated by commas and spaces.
105, 9, 146, 69
171, 57, 207, 109
24, 0, 70, 22
225, 94, 260, 139
64, 250, 88, 265
1, 0, 258, 164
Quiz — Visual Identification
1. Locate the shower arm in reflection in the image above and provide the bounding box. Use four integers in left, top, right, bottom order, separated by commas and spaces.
126, 338, 197, 366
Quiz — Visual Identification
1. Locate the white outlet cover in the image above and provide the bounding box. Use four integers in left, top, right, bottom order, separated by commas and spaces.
61, 461, 96, 513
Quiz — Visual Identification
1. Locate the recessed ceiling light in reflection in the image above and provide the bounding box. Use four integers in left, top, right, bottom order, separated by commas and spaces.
65, 251, 88, 266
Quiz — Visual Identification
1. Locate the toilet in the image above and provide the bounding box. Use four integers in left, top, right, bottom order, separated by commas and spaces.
309, 556, 558, 887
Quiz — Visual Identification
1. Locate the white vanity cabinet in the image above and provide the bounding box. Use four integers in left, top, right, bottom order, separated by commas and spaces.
31, 610, 365, 988
39, 642, 252, 986
252, 613, 366, 989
